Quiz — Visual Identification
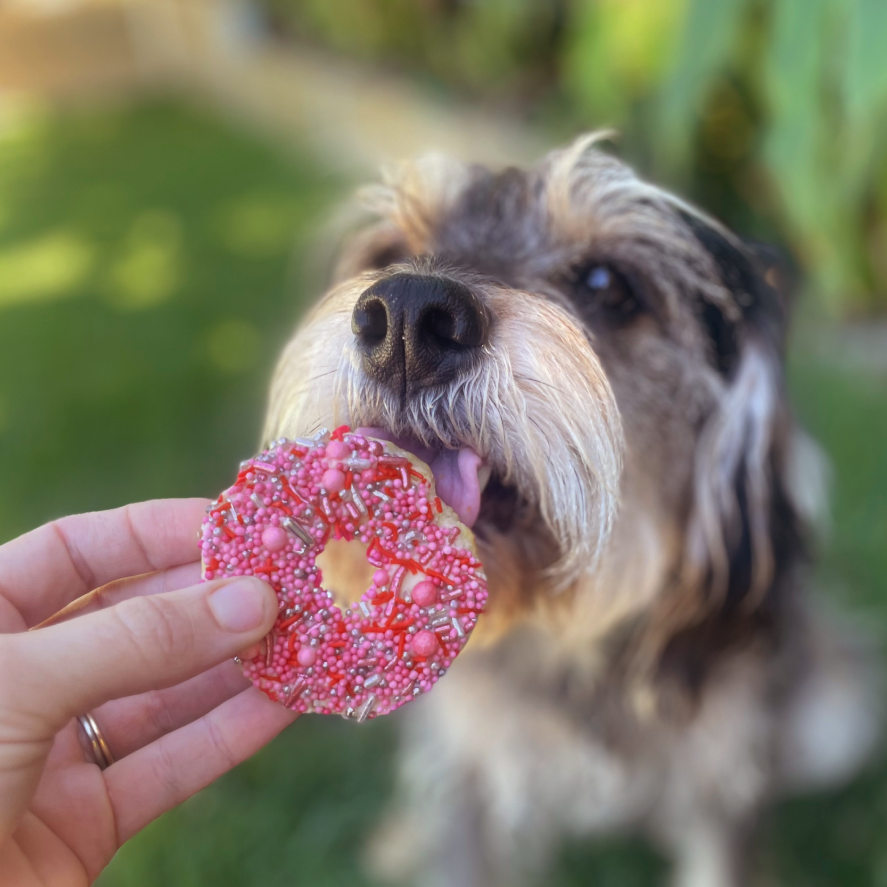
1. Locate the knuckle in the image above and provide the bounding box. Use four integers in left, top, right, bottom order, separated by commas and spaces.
0, 637, 24, 708
142, 688, 176, 738
204, 714, 239, 772
150, 737, 186, 802
111, 595, 195, 664
0, 636, 58, 735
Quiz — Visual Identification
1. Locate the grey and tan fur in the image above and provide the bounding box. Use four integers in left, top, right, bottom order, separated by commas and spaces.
263, 135, 880, 887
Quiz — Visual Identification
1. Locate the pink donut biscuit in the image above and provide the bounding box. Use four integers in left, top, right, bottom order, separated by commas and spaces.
199, 425, 488, 721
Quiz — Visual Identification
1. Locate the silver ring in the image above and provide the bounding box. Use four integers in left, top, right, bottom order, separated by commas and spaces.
76, 713, 115, 770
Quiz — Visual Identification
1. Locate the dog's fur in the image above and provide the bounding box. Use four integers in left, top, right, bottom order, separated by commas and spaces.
263, 135, 880, 886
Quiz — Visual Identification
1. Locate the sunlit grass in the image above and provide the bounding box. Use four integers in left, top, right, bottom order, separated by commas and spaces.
0, 99, 883, 887
0, 230, 95, 307
104, 210, 185, 311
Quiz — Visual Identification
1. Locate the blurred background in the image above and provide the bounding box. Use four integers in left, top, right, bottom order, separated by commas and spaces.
0, 0, 885, 883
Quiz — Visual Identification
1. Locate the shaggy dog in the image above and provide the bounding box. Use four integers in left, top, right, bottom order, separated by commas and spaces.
262, 135, 879, 887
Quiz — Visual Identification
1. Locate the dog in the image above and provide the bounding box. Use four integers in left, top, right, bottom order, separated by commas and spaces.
262, 134, 880, 887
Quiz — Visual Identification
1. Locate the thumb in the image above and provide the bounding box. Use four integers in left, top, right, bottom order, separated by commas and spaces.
3, 576, 277, 731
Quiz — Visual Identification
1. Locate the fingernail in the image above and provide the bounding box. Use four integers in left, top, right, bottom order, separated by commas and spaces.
208, 578, 272, 632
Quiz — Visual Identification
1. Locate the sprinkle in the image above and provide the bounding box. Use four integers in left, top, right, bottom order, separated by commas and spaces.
364, 674, 383, 689
451, 616, 465, 638
281, 517, 313, 547
357, 694, 377, 723
391, 566, 407, 600
359, 601, 372, 618
378, 455, 408, 466
350, 484, 368, 515
283, 679, 306, 707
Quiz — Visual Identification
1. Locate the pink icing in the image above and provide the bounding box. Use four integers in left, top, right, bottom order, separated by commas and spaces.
200, 425, 488, 721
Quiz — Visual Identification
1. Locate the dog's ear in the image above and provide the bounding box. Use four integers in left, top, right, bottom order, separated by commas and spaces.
681, 219, 804, 617
680, 212, 792, 375
645, 221, 810, 701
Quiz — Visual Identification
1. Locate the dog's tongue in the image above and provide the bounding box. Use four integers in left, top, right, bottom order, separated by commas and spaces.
356, 427, 483, 527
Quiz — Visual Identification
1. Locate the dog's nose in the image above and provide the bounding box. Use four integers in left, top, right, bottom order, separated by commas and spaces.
352, 274, 488, 390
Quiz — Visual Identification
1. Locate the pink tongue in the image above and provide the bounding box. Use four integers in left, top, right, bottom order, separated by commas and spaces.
355, 427, 483, 527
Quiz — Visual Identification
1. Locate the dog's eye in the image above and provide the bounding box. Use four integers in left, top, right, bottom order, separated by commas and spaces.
576, 263, 641, 318
366, 243, 409, 271
586, 266, 613, 291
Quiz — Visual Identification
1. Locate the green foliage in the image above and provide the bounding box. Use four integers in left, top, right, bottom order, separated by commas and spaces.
264, 0, 887, 314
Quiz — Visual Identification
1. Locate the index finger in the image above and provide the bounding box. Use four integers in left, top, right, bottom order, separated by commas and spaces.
0, 498, 209, 628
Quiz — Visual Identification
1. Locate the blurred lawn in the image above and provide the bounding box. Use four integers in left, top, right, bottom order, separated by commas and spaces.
0, 100, 884, 886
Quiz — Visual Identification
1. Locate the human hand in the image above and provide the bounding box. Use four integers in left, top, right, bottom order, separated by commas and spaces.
0, 499, 297, 886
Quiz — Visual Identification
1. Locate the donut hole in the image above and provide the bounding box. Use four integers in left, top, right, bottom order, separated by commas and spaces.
315, 538, 376, 610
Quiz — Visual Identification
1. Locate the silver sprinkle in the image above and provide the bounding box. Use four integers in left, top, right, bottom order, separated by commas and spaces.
281, 517, 312, 546
364, 673, 383, 689
451, 616, 465, 638
349, 485, 368, 515
359, 601, 371, 618
357, 694, 377, 723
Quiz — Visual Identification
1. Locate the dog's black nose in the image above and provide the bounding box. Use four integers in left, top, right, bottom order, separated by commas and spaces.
352, 274, 488, 390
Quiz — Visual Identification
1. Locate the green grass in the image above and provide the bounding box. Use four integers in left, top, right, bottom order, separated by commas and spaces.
0, 99, 884, 886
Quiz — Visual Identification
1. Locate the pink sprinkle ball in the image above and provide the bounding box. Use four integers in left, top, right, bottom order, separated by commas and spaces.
325, 439, 350, 460
199, 426, 488, 722
411, 580, 438, 607
297, 646, 317, 667
322, 468, 346, 494
261, 526, 289, 552
411, 630, 439, 657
